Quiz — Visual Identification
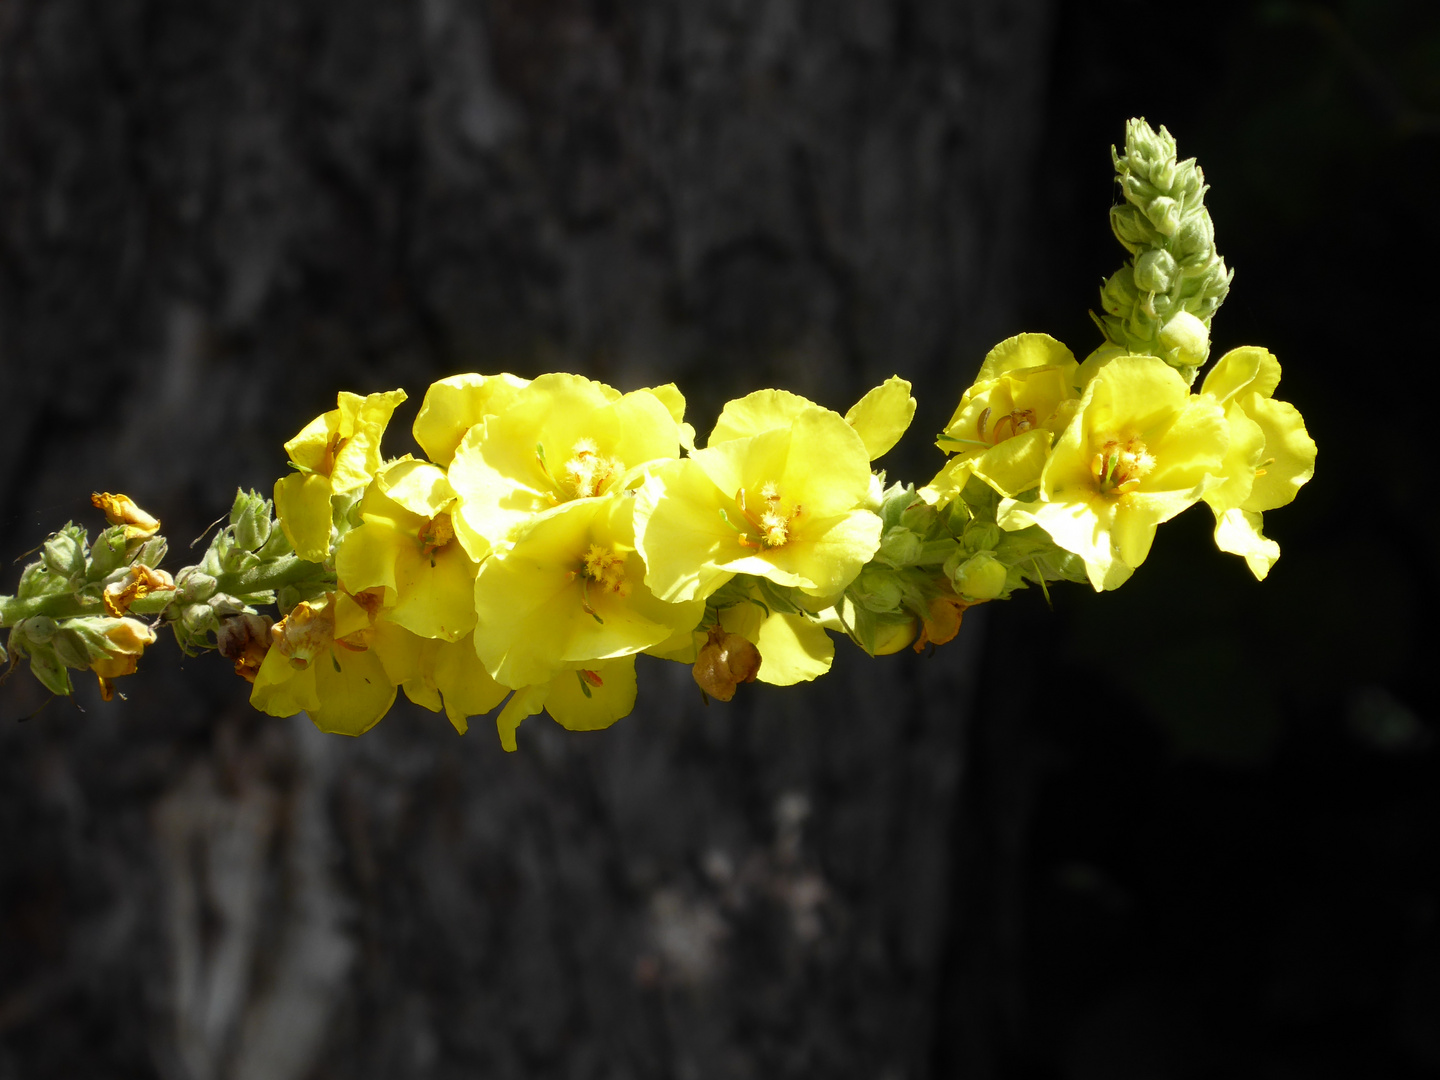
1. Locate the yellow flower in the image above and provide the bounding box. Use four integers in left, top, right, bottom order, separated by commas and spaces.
997, 354, 1229, 591
335, 459, 478, 641
634, 404, 883, 603
471, 492, 705, 689
89, 617, 157, 701
493, 655, 639, 752
273, 389, 407, 562
448, 373, 687, 559
926, 334, 1081, 505
249, 592, 412, 736
1197, 347, 1316, 580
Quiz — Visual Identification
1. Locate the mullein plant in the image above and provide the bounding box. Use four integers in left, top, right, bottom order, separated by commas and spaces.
0, 119, 1315, 748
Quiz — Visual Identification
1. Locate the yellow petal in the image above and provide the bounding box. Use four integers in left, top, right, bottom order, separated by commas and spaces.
413, 373, 530, 467
763, 509, 883, 597
283, 410, 340, 472
1200, 346, 1280, 405
307, 643, 397, 736
376, 459, 457, 518
431, 632, 509, 734
389, 542, 479, 641
844, 376, 915, 460
708, 389, 817, 444
1240, 395, 1316, 512
335, 517, 403, 598
633, 464, 739, 603
976, 332, 1078, 382
970, 427, 1052, 498
1201, 406, 1266, 514
329, 389, 407, 496
1214, 507, 1280, 581
641, 382, 697, 452
496, 685, 547, 752
543, 657, 638, 732
274, 472, 335, 563
371, 619, 424, 686
250, 646, 321, 717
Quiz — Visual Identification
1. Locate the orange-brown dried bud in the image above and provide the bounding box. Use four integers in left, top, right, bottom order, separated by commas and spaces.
217, 613, 274, 683
102, 564, 175, 617
913, 595, 977, 652
693, 625, 761, 702
92, 492, 161, 539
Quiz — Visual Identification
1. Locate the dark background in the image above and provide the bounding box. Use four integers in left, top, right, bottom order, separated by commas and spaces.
2, 0, 1436, 1077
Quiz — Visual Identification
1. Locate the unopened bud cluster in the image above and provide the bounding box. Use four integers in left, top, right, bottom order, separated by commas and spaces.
1098, 118, 1233, 383
1, 490, 331, 700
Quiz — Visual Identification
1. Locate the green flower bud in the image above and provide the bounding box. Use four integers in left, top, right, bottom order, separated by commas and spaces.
1144, 195, 1180, 237
1159, 310, 1210, 371
181, 603, 219, 635
877, 527, 924, 567
853, 565, 906, 614
943, 498, 972, 535
962, 520, 1000, 554
16, 560, 64, 600
28, 646, 73, 696
210, 594, 251, 617
50, 628, 95, 669
951, 552, 1008, 600
89, 527, 128, 578
42, 525, 88, 581
1133, 248, 1177, 294
231, 489, 273, 552
135, 535, 169, 569
17, 615, 59, 644
176, 569, 218, 603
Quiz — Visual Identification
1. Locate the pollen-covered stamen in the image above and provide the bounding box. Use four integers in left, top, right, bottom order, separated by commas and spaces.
1090, 436, 1155, 495
734, 484, 804, 549
579, 543, 632, 607
560, 438, 626, 499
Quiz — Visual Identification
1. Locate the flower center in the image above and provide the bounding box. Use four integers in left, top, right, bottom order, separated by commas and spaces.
1091, 436, 1154, 495
561, 438, 625, 499
731, 483, 803, 549
575, 543, 632, 621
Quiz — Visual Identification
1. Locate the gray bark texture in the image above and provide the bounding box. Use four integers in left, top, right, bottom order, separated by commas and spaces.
0, 1, 1054, 1076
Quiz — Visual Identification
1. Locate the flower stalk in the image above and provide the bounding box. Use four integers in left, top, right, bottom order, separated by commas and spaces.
0, 118, 1314, 746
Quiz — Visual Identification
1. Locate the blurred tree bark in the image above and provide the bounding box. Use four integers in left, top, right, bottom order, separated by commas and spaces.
0, 1, 1054, 1076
